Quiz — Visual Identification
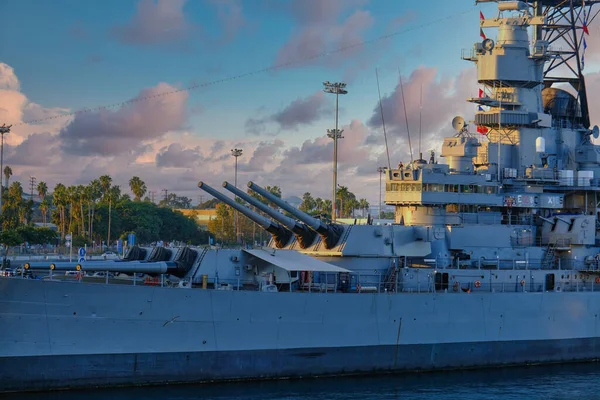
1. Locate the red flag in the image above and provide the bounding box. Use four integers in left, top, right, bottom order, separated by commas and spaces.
477, 125, 489, 135
480, 11, 485, 21
479, 88, 484, 98
480, 28, 486, 40
583, 20, 590, 35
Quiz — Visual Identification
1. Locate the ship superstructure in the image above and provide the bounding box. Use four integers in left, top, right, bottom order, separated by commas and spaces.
2, 0, 600, 394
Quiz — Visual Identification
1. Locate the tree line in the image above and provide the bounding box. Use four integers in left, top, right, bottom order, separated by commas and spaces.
0, 169, 208, 253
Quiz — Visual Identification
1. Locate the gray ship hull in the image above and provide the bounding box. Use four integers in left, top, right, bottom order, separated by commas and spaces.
2, 278, 600, 392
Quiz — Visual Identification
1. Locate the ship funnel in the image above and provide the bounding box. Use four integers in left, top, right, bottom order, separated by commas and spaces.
222, 181, 317, 248
198, 181, 292, 248
247, 181, 344, 249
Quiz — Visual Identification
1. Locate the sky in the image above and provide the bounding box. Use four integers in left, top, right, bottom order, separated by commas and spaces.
0, 0, 599, 208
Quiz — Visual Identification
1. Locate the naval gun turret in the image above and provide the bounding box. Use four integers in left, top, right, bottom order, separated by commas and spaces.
222, 182, 317, 248
247, 182, 344, 249
198, 181, 293, 248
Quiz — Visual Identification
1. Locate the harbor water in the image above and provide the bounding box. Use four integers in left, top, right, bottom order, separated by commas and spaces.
5, 363, 600, 400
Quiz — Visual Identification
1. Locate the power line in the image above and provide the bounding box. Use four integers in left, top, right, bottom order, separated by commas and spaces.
15, 8, 476, 127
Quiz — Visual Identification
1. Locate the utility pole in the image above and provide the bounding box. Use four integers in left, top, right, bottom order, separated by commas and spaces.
323, 81, 348, 222
162, 189, 168, 205
149, 190, 156, 203
29, 176, 36, 200
0, 124, 11, 218
377, 167, 386, 219
231, 148, 243, 243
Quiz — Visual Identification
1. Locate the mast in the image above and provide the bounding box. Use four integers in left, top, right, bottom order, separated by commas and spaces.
537, 0, 600, 129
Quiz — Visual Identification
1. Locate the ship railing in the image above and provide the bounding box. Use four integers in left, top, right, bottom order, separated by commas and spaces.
428, 256, 595, 271
458, 213, 535, 226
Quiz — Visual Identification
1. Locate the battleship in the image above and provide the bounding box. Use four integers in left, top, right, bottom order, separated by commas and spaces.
2, 0, 600, 393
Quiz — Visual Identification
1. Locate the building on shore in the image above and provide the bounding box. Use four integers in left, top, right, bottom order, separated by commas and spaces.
175, 209, 217, 230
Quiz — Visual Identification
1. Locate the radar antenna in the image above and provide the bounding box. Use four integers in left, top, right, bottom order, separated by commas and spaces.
452, 116, 471, 137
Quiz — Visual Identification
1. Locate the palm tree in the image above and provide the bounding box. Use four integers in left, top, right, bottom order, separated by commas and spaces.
129, 176, 147, 201
37, 181, 48, 224
40, 199, 50, 225
359, 198, 370, 217
322, 199, 332, 217
76, 184, 86, 236
66, 185, 76, 233
52, 183, 68, 237
336, 185, 350, 218
99, 175, 112, 248
3, 166, 12, 188
3, 182, 23, 229
86, 180, 102, 242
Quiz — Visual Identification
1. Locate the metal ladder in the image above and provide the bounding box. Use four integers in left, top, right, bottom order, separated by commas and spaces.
383, 264, 398, 292
337, 225, 354, 252
189, 247, 209, 282
542, 241, 557, 269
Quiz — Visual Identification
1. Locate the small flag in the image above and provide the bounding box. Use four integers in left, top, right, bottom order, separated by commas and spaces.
477, 125, 489, 135
479, 88, 484, 98
480, 11, 485, 21
478, 105, 484, 111
582, 37, 587, 70
583, 0, 590, 35
480, 28, 487, 40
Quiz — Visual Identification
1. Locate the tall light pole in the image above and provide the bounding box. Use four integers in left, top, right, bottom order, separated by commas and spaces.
323, 81, 347, 222
231, 148, 243, 243
377, 166, 386, 219
0, 124, 11, 219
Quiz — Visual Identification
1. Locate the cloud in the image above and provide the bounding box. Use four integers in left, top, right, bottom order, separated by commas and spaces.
155, 143, 203, 168
274, 0, 374, 69
245, 91, 331, 134
585, 70, 600, 127
112, 0, 248, 49
58, 82, 188, 156
5, 133, 60, 167
112, 0, 198, 46
0, 63, 70, 144
208, 0, 248, 45
243, 139, 285, 172
368, 66, 478, 156
0, 63, 20, 91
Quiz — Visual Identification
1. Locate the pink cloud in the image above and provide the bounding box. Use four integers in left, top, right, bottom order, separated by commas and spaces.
246, 91, 332, 134
112, 0, 199, 46
274, 0, 375, 69
58, 82, 189, 156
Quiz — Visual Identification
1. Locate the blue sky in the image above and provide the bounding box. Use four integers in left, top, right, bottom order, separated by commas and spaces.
0, 0, 597, 206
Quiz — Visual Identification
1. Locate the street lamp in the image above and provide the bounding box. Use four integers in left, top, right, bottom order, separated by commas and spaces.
323, 81, 348, 222
231, 148, 243, 243
0, 124, 11, 218
377, 166, 386, 219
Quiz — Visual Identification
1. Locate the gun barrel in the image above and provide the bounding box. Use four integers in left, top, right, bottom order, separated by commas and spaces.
247, 181, 327, 234
199, 181, 292, 247
24, 261, 177, 274
222, 181, 301, 232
